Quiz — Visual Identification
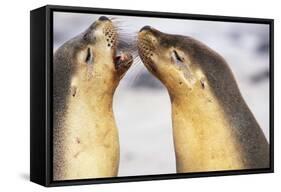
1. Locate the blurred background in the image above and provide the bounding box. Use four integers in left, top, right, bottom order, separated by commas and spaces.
54, 12, 270, 177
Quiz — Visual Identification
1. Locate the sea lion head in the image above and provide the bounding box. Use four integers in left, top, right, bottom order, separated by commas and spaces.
77, 16, 133, 78
54, 16, 133, 102
137, 26, 234, 99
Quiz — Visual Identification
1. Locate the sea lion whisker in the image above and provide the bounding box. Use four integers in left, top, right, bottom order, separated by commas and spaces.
132, 68, 145, 82
128, 65, 144, 88
124, 58, 143, 78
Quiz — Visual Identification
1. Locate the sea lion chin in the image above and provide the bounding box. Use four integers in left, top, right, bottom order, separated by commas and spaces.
53, 16, 133, 180
138, 26, 269, 172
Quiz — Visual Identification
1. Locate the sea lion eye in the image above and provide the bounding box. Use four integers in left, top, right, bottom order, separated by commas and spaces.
172, 50, 184, 62
85, 47, 93, 64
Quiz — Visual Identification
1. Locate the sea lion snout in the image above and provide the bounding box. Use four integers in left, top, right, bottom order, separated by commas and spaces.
139, 25, 162, 37
140, 25, 152, 32
98, 16, 110, 21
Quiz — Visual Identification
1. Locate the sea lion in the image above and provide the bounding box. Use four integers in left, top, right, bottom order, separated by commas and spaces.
137, 26, 269, 173
53, 16, 133, 180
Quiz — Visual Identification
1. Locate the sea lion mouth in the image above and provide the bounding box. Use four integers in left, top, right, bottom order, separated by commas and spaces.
113, 38, 133, 72
114, 52, 133, 68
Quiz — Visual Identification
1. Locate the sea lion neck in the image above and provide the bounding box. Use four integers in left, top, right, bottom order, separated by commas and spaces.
170, 81, 246, 172
169, 78, 215, 111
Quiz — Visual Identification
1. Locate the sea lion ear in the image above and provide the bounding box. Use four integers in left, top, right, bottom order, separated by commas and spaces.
82, 22, 97, 43
82, 31, 96, 44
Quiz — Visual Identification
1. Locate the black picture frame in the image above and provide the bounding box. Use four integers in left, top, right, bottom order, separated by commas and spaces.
30, 4, 274, 187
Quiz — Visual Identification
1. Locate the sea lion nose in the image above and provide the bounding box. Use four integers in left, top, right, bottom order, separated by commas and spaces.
99, 16, 110, 21
140, 25, 152, 32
